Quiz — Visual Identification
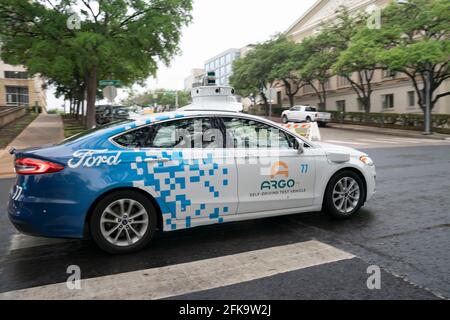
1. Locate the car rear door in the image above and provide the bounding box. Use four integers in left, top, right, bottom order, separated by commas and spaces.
114, 116, 238, 230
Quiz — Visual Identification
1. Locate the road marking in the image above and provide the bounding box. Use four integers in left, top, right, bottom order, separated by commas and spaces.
324, 140, 367, 146
0, 240, 354, 300
356, 138, 401, 145
8, 233, 70, 252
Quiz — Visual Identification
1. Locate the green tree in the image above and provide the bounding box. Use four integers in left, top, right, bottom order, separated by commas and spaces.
267, 36, 306, 108
0, 0, 193, 128
375, 0, 450, 131
230, 40, 276, 115
297, 32, 337, 111
121, 89, 190, 108
332, 10, 379, 119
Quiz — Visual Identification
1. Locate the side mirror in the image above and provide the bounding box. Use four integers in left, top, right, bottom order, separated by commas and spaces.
295, 139, 304, 154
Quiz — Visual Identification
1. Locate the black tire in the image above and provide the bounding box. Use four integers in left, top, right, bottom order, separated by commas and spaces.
323, 170, 365, 220
306, 116, 312, 123
282, 115, 289, 123
90, 190, 157, 254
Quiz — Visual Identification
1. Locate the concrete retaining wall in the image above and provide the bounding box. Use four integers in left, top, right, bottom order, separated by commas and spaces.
0, 106, 26, 128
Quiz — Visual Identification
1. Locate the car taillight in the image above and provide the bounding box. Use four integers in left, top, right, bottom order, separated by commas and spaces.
15, 158, 64, 175
315, 113, 319, 117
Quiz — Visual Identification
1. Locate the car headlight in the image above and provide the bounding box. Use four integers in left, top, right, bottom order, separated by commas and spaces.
359, 155, 374, 166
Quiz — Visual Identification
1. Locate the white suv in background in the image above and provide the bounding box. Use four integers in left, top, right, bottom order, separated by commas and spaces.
282, 105, 331, 127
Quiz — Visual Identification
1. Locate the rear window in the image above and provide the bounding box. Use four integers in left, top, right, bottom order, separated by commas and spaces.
305, 107, 317, 112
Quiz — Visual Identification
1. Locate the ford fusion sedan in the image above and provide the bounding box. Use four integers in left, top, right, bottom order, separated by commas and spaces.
8, 111, 376, 254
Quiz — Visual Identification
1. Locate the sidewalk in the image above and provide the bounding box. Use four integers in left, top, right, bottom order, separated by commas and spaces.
0, 114, 64, 178
328, 123, 450, 140
262, 116, 450, 140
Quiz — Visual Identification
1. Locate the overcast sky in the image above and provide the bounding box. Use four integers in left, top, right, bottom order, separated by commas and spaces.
48, 0, 317, 109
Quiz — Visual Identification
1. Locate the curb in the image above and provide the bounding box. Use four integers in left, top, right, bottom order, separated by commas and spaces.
327, 124, 449, 140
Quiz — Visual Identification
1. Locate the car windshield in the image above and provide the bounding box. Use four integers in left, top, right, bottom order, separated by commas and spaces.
61, 119, 133, 144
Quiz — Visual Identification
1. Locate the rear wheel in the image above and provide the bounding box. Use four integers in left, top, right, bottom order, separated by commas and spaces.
306, 116, 312, 123
90, 190, 156, 254
323, 170, 365, 219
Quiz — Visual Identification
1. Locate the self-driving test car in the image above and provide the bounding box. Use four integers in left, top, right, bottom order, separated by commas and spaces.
8, 83, 376, 254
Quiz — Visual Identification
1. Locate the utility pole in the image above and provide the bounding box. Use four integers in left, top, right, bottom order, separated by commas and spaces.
423, 70, 432, 135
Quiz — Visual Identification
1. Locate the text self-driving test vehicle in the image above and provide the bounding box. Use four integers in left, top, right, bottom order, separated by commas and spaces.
8, 83, 376, 254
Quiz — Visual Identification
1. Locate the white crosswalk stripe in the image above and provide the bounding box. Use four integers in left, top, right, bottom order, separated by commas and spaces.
356, 138, 401, 144
323, 140, 367, 146
324, 137, 450, 148
0, 240, 354, 300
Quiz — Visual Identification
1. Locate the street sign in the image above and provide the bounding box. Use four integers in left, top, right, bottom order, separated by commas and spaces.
103, 86, 117, 103
99, 80, 121, 87
264, 88, 277, 102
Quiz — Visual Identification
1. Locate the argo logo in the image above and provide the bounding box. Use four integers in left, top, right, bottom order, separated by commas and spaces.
261, 162, 295, 190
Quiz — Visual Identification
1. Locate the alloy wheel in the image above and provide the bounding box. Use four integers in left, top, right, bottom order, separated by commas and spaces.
100, 199, 149, 247
332, 177, 360, 214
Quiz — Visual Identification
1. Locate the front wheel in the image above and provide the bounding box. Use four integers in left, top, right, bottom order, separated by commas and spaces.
90, 190, 157, 254
282, 115, 289, 123
323, 170, 365, 219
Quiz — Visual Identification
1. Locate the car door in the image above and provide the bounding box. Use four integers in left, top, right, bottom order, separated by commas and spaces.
290, 106, 302, 121
114, 116, 238, 230
219, 116, 316, 214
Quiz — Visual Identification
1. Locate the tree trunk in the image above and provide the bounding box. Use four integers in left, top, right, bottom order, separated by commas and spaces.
86, 67, 98, 128
75, 99, 81, 120
288, 94, 295, 108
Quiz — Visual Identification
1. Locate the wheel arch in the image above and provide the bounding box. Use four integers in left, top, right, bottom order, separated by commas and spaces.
323, 167, 368, 207
83, 187, 164, 238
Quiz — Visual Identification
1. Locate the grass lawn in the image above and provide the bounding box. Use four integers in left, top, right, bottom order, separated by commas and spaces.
0, 112, 39, 148
61, 114, 87, 138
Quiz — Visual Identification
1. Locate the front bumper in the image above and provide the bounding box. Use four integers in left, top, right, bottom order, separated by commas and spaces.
364, 165, 376, 202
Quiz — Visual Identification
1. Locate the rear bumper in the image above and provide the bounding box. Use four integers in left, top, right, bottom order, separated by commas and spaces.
8, 195, 87, 239
316, 118, 331, 122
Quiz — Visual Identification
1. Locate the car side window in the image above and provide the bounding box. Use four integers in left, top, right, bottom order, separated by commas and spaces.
113, 126, 152, 148
221, 117, 295, 149
113, 117, 221, 149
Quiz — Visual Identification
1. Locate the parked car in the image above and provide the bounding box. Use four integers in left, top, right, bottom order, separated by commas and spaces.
281, 105, 331, 127
8, 110, 376, 254
96, 105, 130, 125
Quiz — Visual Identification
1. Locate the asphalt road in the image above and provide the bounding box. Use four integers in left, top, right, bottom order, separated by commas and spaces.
0, 128, 449, 300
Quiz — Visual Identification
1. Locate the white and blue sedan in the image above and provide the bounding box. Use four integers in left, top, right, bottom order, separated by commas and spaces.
8, 87, 375, 254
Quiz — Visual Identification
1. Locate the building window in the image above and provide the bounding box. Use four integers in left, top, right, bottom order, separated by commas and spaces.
337, 76, 350, 88
383, 69, 396, 78
226, 54, 232, 64
6, 86, 29, 106
336, 100, 346, 112
407, 91, 415, 108
382, 94, 394, 109
4, 71, 29, 79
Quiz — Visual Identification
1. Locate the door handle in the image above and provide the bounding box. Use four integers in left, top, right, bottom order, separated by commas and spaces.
144, 157, 170, 163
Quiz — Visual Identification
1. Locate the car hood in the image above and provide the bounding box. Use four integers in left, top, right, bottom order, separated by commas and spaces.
313, 141, 366, 162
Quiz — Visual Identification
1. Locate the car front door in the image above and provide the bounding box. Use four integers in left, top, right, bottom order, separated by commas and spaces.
114, 116, 238, 230
219, 116, 316, 214
290, 106, 302, 121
